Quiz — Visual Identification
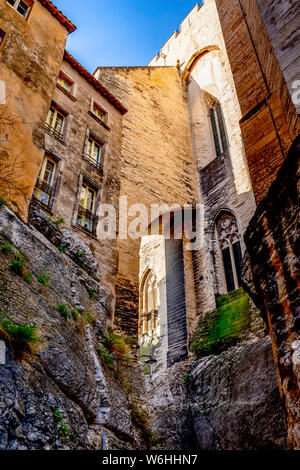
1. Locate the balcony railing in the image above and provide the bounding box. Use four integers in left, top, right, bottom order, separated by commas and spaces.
77, 205, 97, 233
45, 122, 64, 142
33, 178, 54, 208
35, 178, 53, 196
83, 153, 101, 170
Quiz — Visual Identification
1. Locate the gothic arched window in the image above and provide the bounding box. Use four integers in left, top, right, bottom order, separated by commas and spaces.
216, 212, 242, 293
139, 271, 160, 339
208, 99, 228, 157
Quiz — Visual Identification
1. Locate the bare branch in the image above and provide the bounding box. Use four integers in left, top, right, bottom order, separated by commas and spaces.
0, 105, 29, 202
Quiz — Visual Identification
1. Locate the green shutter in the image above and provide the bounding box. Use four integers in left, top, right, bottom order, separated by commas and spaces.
217, 105, 227, 152
210, 108, 221, 157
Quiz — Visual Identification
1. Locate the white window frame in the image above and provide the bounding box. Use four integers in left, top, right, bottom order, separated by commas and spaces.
46, 105, 66, 137
87, 137, 102, 164
6, 0, 31, 19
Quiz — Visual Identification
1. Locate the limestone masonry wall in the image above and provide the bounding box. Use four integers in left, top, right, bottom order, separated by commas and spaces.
215, 0, 300, 203
94, 66, 198, 339
256, 0, 300, 115
244, 136, 300, 449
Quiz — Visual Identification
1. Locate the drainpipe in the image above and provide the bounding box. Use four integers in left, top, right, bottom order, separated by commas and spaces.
237, 0, 286, 159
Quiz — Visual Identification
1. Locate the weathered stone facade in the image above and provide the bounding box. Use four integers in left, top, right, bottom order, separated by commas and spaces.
0, 0, 75, 220
215, 0, 300, 203
94, 66, 199, 349
243, 136, 300, 449
29, 52, 125, 313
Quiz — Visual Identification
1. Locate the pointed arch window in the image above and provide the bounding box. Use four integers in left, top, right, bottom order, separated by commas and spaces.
216, 213, 242, 293
139, 271, 160, 339
208, 98, 227, 157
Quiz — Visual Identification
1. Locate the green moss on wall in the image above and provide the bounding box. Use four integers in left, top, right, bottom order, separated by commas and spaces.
190, 288, 250, 359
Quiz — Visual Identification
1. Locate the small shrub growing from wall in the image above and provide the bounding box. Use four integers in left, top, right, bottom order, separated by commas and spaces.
73, 251, 87, 270
53, 408, 71, 442
97, 346, 114, 368
131, 403, 157, 449
102, 331, 133, 364
23, 272, 33, 285
9, 258, 25, 275
1, 243, 34, 285
71, 307, 80, 321
9, 252, 27, 276
81, 309, 96, 327
57, 303, 70, 320
57, 245, 67, 254
37, 273, 51, 287
0, 242, 13, 255
0, 315, 39, 358
87, 287, 98, 300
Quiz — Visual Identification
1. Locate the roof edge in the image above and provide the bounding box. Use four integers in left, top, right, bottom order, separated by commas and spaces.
38, 0, 77, 34
63, 51, 128, 115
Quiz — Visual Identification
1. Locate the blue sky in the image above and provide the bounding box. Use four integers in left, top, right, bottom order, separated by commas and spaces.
53, 0, 200, 72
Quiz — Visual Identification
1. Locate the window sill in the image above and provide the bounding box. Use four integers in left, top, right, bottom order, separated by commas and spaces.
45, 127, 65, 145
73, 223, 98, 240
88, 111, 110, 131
82, 154, 103, 175
56, 83, 77, 101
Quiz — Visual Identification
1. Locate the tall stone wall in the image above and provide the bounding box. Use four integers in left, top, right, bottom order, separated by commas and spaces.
243, 136, 300, 449
215, 0, 300, 203
149, 0, 256, 312
165, 239, 188, 366
256, 0, 300, 115
94, 66, 198, 339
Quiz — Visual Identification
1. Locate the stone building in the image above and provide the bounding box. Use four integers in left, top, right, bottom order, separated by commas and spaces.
0, 0, 76, 220
29, 51, 126, 308
0, 0, 299, 450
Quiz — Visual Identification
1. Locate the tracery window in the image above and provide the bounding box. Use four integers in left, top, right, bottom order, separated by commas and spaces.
216, 212, 242, 293
140, 271, 160, 339
206, 94, 228, 157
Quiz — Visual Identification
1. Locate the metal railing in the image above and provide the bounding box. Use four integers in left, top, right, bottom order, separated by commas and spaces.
83, 153, 101, 169
35, 178, 53, 195
45, 122, 64, 141
33, 178, 54, 208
